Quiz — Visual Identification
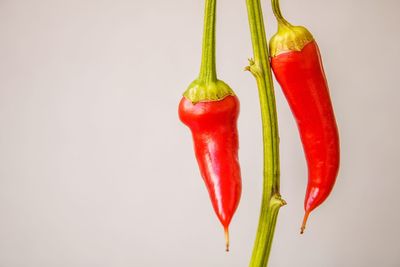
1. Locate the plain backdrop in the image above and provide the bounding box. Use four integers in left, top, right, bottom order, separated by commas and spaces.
0, 0, 399, 266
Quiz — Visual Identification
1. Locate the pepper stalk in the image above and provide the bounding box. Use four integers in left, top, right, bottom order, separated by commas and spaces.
184, 0, 234, 104
245, 0, 286, 266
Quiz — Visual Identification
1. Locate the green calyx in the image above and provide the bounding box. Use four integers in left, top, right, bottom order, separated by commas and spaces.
269, 23, 314, 57
269, 0, 314, 57
183, 79, 235, 104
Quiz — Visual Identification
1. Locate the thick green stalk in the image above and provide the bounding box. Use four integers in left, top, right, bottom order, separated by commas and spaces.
198, 0, 217, 84
245, 0, 286, 266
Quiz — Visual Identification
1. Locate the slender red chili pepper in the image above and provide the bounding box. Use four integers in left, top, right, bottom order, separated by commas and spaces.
269, 0, 340, 233
178, 0, 241, 251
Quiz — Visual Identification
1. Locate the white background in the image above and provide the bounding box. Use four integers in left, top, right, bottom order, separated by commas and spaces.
0, 0, 399, 266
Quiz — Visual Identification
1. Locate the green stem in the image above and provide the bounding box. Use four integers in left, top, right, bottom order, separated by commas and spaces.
271, 0, 292, 29
198, 0, 217, 84
245, 0, 286, 266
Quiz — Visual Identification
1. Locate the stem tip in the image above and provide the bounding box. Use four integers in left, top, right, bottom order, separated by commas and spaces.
300, 211, 311, 234
224, 227, 230, 252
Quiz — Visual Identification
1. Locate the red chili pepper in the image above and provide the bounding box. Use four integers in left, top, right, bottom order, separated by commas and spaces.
269, 0, 340, 233
178, 0, 241, 251
179, 93, 241, 250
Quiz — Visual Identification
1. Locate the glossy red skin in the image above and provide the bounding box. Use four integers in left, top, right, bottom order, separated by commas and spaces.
178, 95, 241, 229
271, 41, 340, 213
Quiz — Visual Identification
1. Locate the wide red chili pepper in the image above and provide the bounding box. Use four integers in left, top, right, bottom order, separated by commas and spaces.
179, 93, 241, 248
178, 0, 241, 251
269, 0, 340, 233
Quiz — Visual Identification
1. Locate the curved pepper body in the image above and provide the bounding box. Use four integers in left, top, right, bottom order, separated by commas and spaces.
179, 95, 242, 230
271, 41, 339, 221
